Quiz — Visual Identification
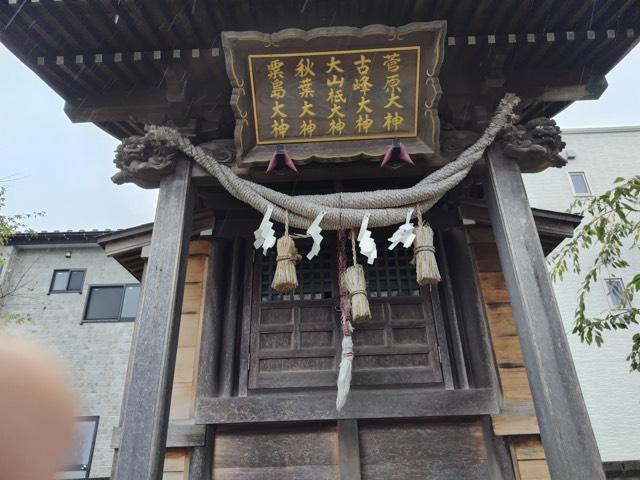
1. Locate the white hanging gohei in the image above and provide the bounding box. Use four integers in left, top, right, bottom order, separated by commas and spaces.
357, 213, 377, 264
306, 211, 327, 260
253, 205, 277, 255
335, 322, 354, 411
388, 208, 416, 250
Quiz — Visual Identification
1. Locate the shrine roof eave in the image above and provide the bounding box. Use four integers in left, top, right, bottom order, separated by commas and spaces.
1, 1, 638, 141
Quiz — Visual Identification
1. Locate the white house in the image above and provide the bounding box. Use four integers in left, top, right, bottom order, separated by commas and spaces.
0, 231, 137, 479
522, 126, 640, 472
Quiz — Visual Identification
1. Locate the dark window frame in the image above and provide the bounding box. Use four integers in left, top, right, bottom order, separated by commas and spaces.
568, 171, 593, 197
49, 269, 86, 294
81, 283, 140, 323
58, 415, 99, 479
605, 277, 629, 310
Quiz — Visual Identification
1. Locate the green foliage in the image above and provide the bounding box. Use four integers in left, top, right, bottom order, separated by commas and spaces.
0, 186, 43, 324
549, 176, 640, 371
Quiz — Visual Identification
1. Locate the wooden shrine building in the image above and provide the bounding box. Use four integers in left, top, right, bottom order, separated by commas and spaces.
2, 2, 639, 479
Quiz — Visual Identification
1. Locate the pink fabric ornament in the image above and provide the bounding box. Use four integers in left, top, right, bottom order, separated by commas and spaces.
266, 144, 298, 173
380, 138, 414, 168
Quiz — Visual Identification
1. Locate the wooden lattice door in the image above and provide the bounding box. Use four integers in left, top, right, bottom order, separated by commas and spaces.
248, 235, 445, 391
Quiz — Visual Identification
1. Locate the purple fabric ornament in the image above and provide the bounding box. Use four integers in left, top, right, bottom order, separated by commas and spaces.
266, 144, 298, 173
380, 139, 415, 168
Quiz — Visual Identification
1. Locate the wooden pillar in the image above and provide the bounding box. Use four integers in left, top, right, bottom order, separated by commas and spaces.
188, 239, 225, 480
113, 159, 194, 480
484, 146, 604, 479
338, 420, 362, 479
219, 238, 244, 398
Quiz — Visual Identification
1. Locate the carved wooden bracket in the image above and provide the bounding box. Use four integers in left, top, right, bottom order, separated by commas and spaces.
111, 133, 237, 189
111, 134, 179, 189
497, 117, 566, 173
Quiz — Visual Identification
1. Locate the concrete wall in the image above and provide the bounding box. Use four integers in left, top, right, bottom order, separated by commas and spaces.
522, 126, 640, 461
0, 243, 135, 478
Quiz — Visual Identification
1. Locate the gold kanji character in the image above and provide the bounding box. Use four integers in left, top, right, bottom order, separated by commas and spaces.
355, 114, 373, 133
328, 104, 345, 119
356, 96, 372, 114
326, 56, 344, 73
384, 74, 402, 97
354, 55, 371, 76
326, 75, 345, 88
328, 118, 346, 135
270, 79, 286, 99
384, 94, 403, 109
383, 52, 401, 72
298, 78, 315, 98
299, 119, 317, 137
271, 101, 287, 118
383, 111, 404, 132
271, 119, 290, 138
353, 76, 372, 95
299, 100, 316, 117
327, 88, 346, 104
295, 58, 316, 78
267, 59, 284, 81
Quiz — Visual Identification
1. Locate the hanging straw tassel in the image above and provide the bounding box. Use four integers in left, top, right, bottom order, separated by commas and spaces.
413, 205, 441, 285
271, 211, 301, 293
341, 229, 371, 323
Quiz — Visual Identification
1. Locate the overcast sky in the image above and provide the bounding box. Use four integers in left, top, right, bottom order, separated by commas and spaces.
1, 43, 639, 232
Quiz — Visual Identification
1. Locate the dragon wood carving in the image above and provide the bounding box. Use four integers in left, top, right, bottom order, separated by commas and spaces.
112, 134, 178, 189
111, 132, 237, 189
498, 117, 567, 172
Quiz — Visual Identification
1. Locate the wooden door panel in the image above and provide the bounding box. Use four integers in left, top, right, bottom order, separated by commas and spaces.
213, 424, 339, 480
249, 236, 444, 390
359, 419, 494, 480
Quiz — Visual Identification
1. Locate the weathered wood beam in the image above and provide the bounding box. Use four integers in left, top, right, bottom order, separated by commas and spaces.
112, 158, 194, 480
64, 90, 178, 123
484, 146, 604, 479
64, 89, 219, 128
188, 238, 224, 480
218, 238, 244, 397
196, 388, 498, 424
338, 420, 362, 480
188, 427, 214, 480
507, 70, 608, 102
111, 423, 206, 449
481, 417, 517, 480
443, 226, 501, 391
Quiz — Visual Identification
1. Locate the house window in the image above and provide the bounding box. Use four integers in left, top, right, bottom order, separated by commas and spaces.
605, 278, 628, 309
50, 269, 86, 293
83, 284, 140, 322
55, 416, 99, 479
568, 172, 592, 196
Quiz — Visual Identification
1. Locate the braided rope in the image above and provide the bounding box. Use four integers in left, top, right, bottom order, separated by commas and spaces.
146, 93, 519, 230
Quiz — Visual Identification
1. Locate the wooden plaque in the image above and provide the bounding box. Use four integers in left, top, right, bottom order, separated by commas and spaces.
222, 22, 446, 167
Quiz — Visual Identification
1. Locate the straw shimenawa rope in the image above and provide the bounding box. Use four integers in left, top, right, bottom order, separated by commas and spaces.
135, 94, 519, 231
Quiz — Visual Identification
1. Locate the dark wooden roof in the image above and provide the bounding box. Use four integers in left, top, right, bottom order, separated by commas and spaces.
8, 229, 114, 246
1, 1, 639, 141
97, 209, 214, 279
